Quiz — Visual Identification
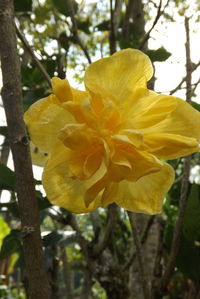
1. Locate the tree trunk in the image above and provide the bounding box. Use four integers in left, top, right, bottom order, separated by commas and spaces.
0, 1, 50, 298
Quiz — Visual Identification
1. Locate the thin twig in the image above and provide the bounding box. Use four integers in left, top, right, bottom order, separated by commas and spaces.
60, 245, 74, 299
158, 156, 191, 292
122, 0, 134, 39
192, 78, 200, 94
169, 61, 200, 95
109, 0, 123, 54
139, 0, 164, 50
124, 215, 155, 270
185, 17, 192, 103
93, 203, 118, 257
67, 0, 91, 64
127, 211, 151, 299
15, 24, 52, 87
113, 0, 123, 37
48, 210, 91, 263
109, 0, 115, 54
150, 217, 165, 297
156, 18, 193, 294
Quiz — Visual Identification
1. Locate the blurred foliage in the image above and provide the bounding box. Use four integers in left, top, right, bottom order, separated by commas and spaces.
0, 0, 200, 298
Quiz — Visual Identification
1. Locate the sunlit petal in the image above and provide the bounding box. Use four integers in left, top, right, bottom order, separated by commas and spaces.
84, 49, 153, 102
24, 95, 74, 152
143, 133, 200, 159
115, 162, 175, 214
29, 141, 49, 167
109, 142, 162, 182
145, 97, 200, 140
24, 49, 200, 216
52, 77, 73, 102
122, 89, 177, 129
43, 144, 107, 213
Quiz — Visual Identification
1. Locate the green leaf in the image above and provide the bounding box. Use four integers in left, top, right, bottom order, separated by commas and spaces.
183, 184, 200, 241
95, 20, 110, 31
37, 196, 52, 211
0, 217, 10, 248
53, 0, 78, 17
145, 47, 171, 62
0, 126, 8, 136
0, 202, 20, 218
42, 59, 57, 77
14, 0, 32, 12
165, 222, 200, 281
191, 101, 200, 112
43, 231, 64, 247
77, 19, 91, 34
58, 32, 70, 50
0, 164, 15, 191
43, 230, 76, 247
0, 230, 21, 259
176, 235, 200, 281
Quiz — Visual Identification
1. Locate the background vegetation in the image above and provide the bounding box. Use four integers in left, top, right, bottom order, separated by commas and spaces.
0, 0, 200, 298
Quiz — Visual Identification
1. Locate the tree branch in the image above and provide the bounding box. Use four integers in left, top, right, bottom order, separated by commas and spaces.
124, 215, 155, 270
122, 0, 134, 39
156, 19, 193, 294
185, 17, 192, 103
169, 61, 200, 95
0, 1, 50, 298
48, 210, 91, 264
93, 203, 118, 257
127, 211, 151, 299
158, 156, 191, 293
150, 217, 165, 297
67, 0, 91, 64
192, 78, 200, 95
15, 24, 52, 87
113, 0, 123, 37
139, 0, 170, 50
60, 245, 74, 299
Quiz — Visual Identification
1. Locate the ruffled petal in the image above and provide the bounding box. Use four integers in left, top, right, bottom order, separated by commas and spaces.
143, 133, 200, 159
122, 89, 177, 129
84, 49, 153, 102
114, 162, 175, 214
52, 77, 73, 102
144, 98, 200, 140
109, 140, 162, 182
58, 123, 104, 179
24, 95, 74, 152
42, 143, 107, 213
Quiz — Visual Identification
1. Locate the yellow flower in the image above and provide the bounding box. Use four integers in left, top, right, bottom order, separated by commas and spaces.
24, 49, 200, 214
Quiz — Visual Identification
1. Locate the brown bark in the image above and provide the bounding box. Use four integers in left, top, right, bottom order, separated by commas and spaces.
0, 0, 50, 298
95, 260, 130, 299
61, 246, 74, 299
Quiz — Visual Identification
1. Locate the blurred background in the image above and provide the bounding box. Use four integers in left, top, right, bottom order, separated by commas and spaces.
0, 0, 200, 298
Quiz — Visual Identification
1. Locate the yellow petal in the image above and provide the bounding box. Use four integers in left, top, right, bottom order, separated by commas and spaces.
58, 123, 103, 154
122, 89, 177, 129
51, 77, 73, 102
42, 144, 107, 213
84, 173, 109, 207
84, 49, 153, 102
24, 95, 74, 152
29, 141, 49, 167
112, 131, 143, 148
110, 139, 162, 182
143, 133, 200, 159
115, 162, 175, 214
146, 97, 200, 141
101, 182, 118, 207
